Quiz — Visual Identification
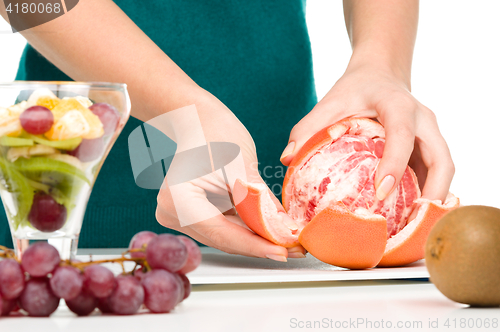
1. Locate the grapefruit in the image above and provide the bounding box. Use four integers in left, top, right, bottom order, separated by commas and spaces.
234, 118, 459, 269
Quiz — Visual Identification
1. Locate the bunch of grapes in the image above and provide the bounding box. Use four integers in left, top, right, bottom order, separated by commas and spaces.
0, 231, 202, 317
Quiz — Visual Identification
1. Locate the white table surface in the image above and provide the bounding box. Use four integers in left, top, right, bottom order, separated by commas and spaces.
76, 247, 431, 284
1, 248, 498, 332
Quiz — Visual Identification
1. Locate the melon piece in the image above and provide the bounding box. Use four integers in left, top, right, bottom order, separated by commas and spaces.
234, 118, 459, 269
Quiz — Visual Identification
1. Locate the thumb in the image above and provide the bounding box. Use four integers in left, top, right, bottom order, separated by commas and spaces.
280, 108, 343, 166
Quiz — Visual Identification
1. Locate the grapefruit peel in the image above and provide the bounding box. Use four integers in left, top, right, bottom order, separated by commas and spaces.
233, 180, 304, 248
298, 202, 387, 269
378, 193, 459, 267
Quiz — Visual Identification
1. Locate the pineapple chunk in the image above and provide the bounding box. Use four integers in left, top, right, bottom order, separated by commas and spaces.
26, 88, 58, 108
45, 110, 90, 140
63, 96, 93, 108
45, 98, 103, 140
37, 96, 60, 110
0, 107, 22, 137
7, 101, 28, 115
7, 144, 58, 162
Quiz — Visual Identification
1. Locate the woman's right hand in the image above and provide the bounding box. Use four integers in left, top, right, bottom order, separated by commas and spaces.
155, 89, 306, 261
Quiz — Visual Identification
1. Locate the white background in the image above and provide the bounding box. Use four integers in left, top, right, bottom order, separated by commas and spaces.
0, 1, 499, 208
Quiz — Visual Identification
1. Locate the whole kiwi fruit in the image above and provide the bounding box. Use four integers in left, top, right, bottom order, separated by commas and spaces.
425, 205, 500, 307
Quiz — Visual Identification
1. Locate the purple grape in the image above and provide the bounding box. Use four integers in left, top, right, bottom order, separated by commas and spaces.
89, 103, 120, 135
20, 106, 54, 135
172, 273, 185, 303
18, 278, 60, 317
83, 265, 116, 298
107, 276, 144, 315
50, 266, 83, 300
141, 269, 182, 313
133, 268, 146, 281
21, 242, 60, 277
178, 273, 191, 301
177, 235, 202, 274
129, 231, 157, 258
68, 138, 105, 162
28, 192, 67, 232
97, 296, 113, 314
0, 295, 16, 316
146, 234, 188, 272
65, 289, 98, 316
0, 259, 25, 299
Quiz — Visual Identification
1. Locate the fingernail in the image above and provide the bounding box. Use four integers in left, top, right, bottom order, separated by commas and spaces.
288, 252, 306, 259
280, 141, 295, 162
376, 175, 395, 201
287, 246, 304, 253
266, 254, 287, 262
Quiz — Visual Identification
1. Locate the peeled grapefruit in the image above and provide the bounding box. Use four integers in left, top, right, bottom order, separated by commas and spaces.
234, 118, 459, 269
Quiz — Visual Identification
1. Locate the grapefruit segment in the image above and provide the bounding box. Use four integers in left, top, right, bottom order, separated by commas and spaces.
298, 202, 387, 269
233, 179, 304, 247
283, 118, 385, 209
378, 193, 459, 267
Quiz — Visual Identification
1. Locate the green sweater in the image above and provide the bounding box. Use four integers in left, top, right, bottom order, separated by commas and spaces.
0, 0, 317, 248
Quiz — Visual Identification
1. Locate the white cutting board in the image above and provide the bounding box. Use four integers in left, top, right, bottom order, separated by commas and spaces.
76, 247, 429, 285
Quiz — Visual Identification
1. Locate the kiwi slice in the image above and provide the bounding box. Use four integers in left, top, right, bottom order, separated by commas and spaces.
13, 157, 89, 222
0, 157, 35, 229
26, 179, 73, 207
22, 133, 82, 151
0, 136, 34, 147
13, 157, 90, 186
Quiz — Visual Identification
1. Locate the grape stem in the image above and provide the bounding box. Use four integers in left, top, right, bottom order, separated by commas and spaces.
0, 245, 18, 261
0, 246, 151, 272
64, 248, 151, 272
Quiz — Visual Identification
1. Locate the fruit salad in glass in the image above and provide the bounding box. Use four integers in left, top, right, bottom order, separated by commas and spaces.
0, 82, 130, 259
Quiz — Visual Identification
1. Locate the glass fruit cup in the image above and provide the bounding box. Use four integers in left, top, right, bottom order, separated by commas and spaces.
0, 82, 130, 259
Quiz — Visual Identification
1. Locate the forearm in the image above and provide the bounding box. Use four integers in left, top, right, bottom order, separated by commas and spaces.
343, 0, 418, 88
0, 0, 201, 121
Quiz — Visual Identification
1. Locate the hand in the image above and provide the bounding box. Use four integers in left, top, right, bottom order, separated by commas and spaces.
155, 89, 306, 261
280, 64, 454, 202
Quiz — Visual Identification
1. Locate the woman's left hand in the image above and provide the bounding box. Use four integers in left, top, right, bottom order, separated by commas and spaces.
279, 63, 455, 202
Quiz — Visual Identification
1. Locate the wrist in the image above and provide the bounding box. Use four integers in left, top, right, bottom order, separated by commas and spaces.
347, 43, 413, 90
130, 76, 205, 122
